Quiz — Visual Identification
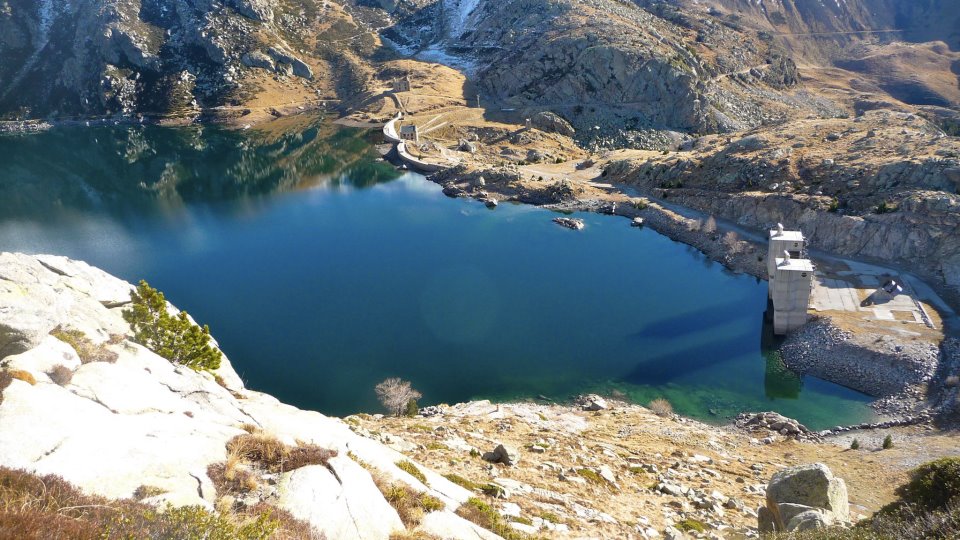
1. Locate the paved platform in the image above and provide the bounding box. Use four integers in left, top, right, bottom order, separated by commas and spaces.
809, 262, 933, 328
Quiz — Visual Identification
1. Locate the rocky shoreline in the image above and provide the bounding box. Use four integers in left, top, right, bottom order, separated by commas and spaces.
428, 163, 958, 427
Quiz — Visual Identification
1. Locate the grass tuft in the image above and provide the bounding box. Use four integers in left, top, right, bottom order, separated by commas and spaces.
396, 460, 428, 485
443, 473, 482, 491
50, 326, 118, 364
456, 497, 533, 540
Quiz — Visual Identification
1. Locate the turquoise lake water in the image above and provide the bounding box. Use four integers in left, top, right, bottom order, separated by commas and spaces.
0, 117, 876, 429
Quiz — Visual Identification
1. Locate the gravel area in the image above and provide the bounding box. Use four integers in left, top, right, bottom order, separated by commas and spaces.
780, 317, 942, 422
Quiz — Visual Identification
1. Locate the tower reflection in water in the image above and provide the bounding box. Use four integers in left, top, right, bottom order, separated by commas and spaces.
762, 302, 802, 400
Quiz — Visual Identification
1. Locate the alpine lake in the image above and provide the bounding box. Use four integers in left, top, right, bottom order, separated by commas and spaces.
0, 115, 876, 429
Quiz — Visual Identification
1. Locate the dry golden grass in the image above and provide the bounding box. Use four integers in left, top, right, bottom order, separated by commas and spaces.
209, 430, 338, 497
7, 369, 36, 385
368, 468, 444, 527
0, 466, 314, 539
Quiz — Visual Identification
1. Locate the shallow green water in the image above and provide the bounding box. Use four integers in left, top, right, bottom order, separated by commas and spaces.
0, 117, 876, 429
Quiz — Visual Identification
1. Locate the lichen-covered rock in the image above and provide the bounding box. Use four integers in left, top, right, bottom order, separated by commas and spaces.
531, 111, 575, 137
242, 50, 276, 71
760, 463, 849, 533
229, 0, 274, 22
277, 459, 405, 539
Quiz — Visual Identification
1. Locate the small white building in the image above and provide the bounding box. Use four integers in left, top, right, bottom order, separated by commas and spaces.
767, 224, 805, 297
399, 124, 419, 143
770, 253, 814, 335
766, 224, 814, 335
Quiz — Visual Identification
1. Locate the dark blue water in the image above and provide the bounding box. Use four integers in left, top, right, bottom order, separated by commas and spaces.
0, 118, 875, 428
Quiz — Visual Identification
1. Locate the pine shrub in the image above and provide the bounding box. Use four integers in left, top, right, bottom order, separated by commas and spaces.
123, 280, 222, 371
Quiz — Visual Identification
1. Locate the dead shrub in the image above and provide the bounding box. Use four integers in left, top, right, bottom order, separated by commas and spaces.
648, 398, 674, 417
0, 466, 312, 539
285, 445, 338, 471
207, 462, 259, 496
47, 365, 73, 386
226, 432, 336, 474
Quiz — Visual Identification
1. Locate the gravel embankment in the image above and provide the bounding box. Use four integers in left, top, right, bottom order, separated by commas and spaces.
780, 318, 939, 417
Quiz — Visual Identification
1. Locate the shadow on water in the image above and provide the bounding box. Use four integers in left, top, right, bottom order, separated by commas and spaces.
0, 114, 401, 220
760, 304, 802, 400
627, 298, 754, 341
622, 329, 756, 385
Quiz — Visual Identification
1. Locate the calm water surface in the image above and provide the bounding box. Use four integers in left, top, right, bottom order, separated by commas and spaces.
0, 117, 875, 429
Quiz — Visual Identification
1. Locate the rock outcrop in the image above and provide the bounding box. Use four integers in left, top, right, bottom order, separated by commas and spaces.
759, 463, 850, 534
0, 0, 337, 120
610, 110, 960, 302
0, 252, 500, 540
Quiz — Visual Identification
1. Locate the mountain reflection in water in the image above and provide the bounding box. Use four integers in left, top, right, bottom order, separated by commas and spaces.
0, 115, 399, 220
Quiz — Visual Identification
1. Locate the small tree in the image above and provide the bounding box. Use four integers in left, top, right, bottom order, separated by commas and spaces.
123, 280, 222, 371
850, 439, 860, 450
375, 378, 422, 416
883, 435, 894, 449
723, 231, 741, 254
405, 398, 419, 417
703, 216, 717, 235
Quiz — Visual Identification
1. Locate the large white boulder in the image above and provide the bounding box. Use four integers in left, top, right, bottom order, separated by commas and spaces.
277, 457, 405, 539
759, 462, 850, 533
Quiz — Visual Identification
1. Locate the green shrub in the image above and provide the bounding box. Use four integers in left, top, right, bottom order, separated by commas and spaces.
896, 458, 960, 511
883, 435, 894, 450
456, 498, 531, 540
443, 473, 482, 491
123, 280, 222, 371
371, 473, 443, 527
405, 399, 419, 417
396, 460, 428, 485
677, 518, 706, 532
875, 201, 896, 214
851, 439, 860, 450
576, 468, 608, 486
